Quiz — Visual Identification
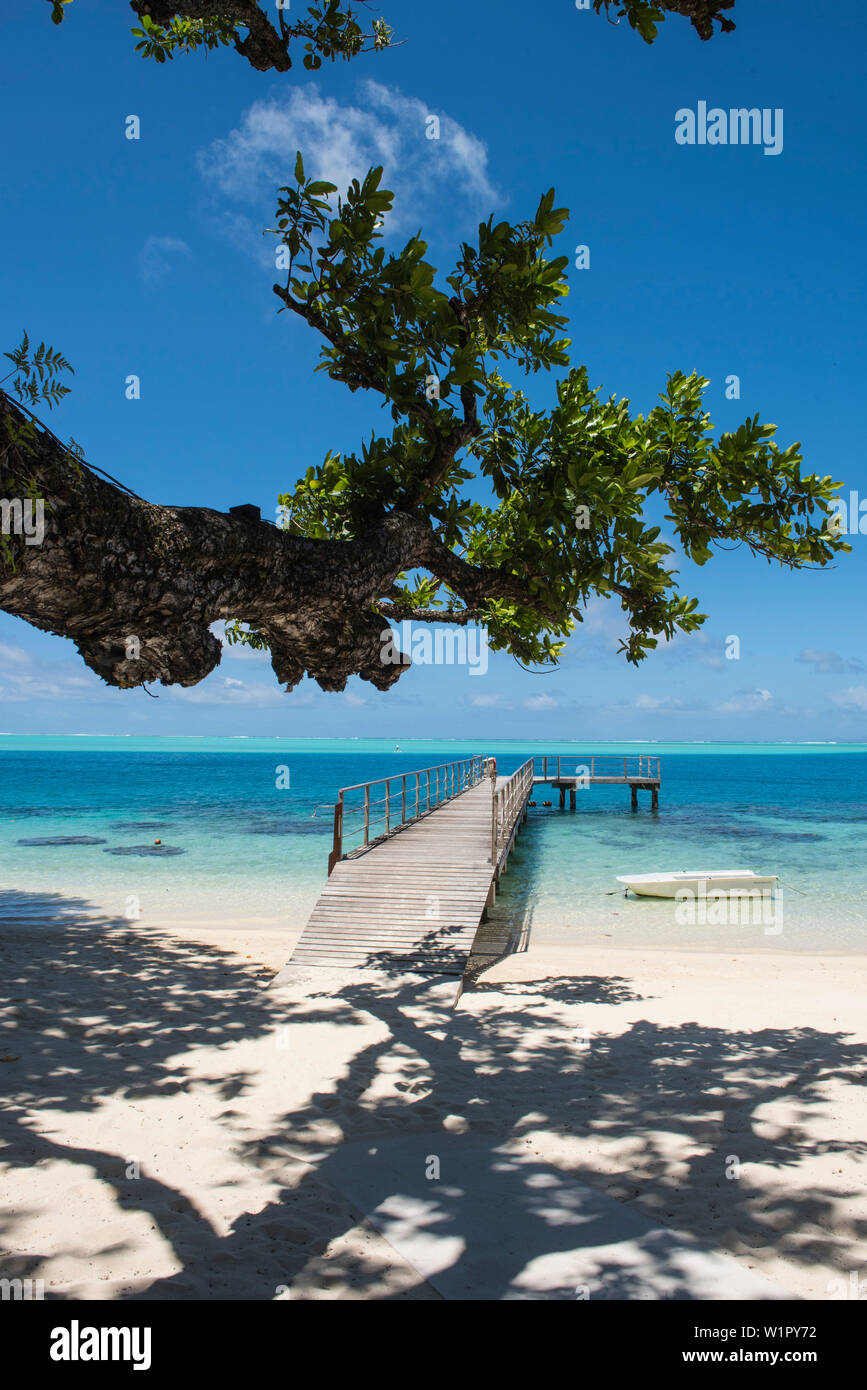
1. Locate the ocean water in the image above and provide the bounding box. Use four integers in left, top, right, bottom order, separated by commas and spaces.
1, 737, 866, 952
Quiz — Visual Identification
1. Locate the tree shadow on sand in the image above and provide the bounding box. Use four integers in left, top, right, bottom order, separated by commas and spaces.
2, 888, 866, 1299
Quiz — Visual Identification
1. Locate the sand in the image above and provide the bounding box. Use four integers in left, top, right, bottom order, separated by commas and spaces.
1, 913, 866, 1300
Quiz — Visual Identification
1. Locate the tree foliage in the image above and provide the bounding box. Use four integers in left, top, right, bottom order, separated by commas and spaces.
44, 2, 739, 75
263, 163, 845, 670
2, 333, 74, 412
19, 0, 844, 697
592, 2, 736, 44
0, 337, 73, 566
48, 1, 393, 72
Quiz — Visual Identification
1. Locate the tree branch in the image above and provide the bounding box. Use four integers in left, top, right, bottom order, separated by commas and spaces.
594, 1, 736, 41
660, 1, 735, 40
377, 603, 478, 626
0, 392, 550, 693
129, 1, 392, 72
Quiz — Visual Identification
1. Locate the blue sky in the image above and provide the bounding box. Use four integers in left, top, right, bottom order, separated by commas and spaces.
1, 0, 865, 739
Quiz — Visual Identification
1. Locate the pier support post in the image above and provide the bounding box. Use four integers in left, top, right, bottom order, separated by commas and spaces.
569, 787, 576, 810
631, 786, 638, 812
559, 786, 566, 809
652, 786, 659, 810
328, 794, 344, 875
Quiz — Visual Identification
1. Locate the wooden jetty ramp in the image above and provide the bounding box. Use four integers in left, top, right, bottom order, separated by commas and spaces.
287, 753, 660, 977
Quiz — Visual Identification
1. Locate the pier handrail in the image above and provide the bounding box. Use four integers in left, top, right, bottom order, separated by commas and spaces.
328, 754, 487, 873
533, 754, 660, 783
491, 757, 535, 869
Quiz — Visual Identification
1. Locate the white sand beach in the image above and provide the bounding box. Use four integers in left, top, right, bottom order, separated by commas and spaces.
2, 916, 866, 1300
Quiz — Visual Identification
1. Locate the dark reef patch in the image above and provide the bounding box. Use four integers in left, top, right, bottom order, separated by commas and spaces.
103, 844, 185, 857
17, 835, 107, 847
110, 820, 173, 831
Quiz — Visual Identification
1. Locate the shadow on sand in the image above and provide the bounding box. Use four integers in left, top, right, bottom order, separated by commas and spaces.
1, 887, 865, 1299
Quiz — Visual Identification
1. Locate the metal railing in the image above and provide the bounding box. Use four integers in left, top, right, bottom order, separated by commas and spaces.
491, 757, 534, 869
328, 754, 487, 873
326, 752, 662, 875
533, 755, 661, 783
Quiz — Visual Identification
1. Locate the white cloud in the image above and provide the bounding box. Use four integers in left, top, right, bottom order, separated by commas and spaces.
797, 648, 865, 676
197, 79, 502, 253
138, 235, 192, 284
0, 640, 32, 667
0, 642, 289, 709
0, 673, 98, 703
523, 694, 558, 711
172, 676, 301, 707
634, 693, 682, 711
0, 633, 340, 710
0, 640, 106, 703
716, 688, 774, 714
469, 693, 508, 708
662, 631, 726, 668
830, 685, 867, 711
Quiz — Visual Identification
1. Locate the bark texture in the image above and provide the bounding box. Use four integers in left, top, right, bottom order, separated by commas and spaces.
132, 1, 295, 70
664, 1, 735, 39
0, 392, 531, 695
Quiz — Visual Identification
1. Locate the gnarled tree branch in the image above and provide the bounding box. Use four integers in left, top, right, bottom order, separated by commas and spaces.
0, 391, 546, 694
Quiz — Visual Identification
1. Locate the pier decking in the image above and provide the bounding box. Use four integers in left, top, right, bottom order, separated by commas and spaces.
286, 754, 660, 976
290, 778, 501, 975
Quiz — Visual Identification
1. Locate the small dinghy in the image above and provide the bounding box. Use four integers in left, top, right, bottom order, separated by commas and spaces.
616, 869, 778, 898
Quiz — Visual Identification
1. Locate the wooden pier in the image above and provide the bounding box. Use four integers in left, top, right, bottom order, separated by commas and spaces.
532, 754, 660, 811
286, 753, 660, 977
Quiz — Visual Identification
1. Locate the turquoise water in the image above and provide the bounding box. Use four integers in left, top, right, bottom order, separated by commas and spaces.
1, 737, 866, 951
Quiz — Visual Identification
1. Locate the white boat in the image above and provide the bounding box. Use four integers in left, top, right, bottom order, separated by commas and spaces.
616, 869, 778, 899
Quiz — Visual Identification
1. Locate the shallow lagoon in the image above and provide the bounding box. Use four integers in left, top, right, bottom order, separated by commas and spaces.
1, 737, 865, 951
